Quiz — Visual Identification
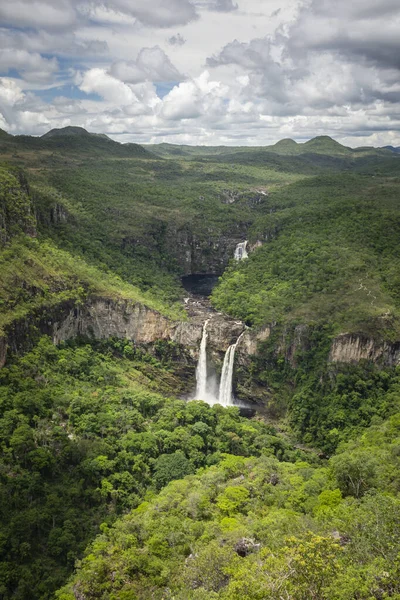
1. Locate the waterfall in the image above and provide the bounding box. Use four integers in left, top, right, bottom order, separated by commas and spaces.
218, 331, 245, 406
234, 241, 248, 261
195, 319, 210, 399
193, 320, 245, 407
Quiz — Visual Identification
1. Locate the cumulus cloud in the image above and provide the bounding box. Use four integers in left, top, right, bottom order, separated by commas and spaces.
0, 0, 198, 30
205, 0, 400, 122
0, 78, 25, 107
0, 28, 108, 58
0, 0, 399, 146
207, 37, 275, 70
110, 47, 183, 84
161, 71, 227, 120
0, 49, 58, 83
286, 0, 400, 70
78, 68, 137, 104
98, 0, 198, 27
0, 0, 78, 30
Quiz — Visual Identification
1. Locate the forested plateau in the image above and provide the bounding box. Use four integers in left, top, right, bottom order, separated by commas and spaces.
0, 126, 400, 599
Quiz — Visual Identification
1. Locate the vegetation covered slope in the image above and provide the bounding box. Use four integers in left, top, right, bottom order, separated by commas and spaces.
58, 414, 400, 600
212, 172, 400, 335
0, 337, 292, 599
0, 159, 187, 339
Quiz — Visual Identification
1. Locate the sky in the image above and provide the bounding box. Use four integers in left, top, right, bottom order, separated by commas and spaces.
0, 0, 399, 147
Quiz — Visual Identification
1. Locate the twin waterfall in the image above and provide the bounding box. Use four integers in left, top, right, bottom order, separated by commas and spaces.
194, 320, 244, 406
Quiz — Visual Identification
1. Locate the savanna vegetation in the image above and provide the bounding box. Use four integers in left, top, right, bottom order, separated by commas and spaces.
0, 127, 400, 599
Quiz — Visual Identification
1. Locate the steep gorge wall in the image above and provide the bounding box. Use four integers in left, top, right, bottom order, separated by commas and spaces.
329, 333, 400, 366
3, 297, 400, 372
166, 227, 249, 275
0, 296, 247, 368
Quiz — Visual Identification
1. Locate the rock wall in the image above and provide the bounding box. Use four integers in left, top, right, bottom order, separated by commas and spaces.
0, 296, 248, 368
329, 333, 400, 366
164, 227, 251, 275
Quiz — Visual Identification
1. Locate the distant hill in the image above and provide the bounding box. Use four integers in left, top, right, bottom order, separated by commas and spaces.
384, 145, 400, 154
41, 126, 110, 140
0, 128, 12, 139
267, 138, 299, 154
147, 135, 388, 160
0, 126, 152, 158
302, 135, 352, 155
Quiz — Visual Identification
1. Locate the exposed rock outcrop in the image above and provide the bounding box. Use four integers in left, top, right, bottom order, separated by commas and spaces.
329, 333, 400, 366
0, 296, 247, 368
50, 203, 69, 225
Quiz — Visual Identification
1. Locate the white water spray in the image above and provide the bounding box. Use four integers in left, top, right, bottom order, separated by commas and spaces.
218, 331, 245, 406
234, 241, 248, 261
195, 319, 210, 399
193, 319, 245, 406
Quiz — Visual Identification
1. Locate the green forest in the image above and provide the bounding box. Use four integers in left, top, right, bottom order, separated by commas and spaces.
0, 127, 400, 599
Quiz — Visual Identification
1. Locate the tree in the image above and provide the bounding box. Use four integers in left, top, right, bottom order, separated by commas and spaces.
153, 451, 194, 490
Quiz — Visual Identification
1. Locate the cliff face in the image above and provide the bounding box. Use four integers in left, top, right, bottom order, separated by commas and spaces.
122, 225, 250, 277
2, 293, 400, 409
0, 296, 246, 368
53, 299, 175, 347
329, 333, 400, 366
168, 228, 249, 275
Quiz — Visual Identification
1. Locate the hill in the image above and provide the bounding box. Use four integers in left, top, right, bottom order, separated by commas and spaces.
302, 135, 352, 155
0, 126, 151, 158
41, 126, 110, 140
384, 145, 400, 154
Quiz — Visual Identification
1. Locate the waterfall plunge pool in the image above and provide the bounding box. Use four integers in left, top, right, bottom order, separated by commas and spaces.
181, 274, 219, 297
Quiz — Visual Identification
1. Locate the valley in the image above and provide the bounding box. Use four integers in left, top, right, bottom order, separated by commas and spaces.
0, 127, 400, 599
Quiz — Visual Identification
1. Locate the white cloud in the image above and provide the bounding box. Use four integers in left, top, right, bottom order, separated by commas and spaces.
78, 68, 137, 104
0, 0, 399, 146
110, 46, 182, 84
0, 78, 25, 106
0, 0, 77, 30
96, 0, 198, 27
0, 49, 58, 83
161, 71, 227, 120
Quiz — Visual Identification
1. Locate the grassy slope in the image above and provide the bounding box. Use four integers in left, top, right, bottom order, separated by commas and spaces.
0, 164, 184, 336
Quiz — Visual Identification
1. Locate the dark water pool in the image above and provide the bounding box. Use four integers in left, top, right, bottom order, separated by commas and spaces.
181, 274, 220, 297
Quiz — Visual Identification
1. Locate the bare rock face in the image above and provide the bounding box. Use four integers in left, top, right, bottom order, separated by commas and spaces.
284, 324, 309, 367
50, 203, 69, 225
329, 334, 400, 366
52, 299, 175, 347
0, 295, 247, 367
